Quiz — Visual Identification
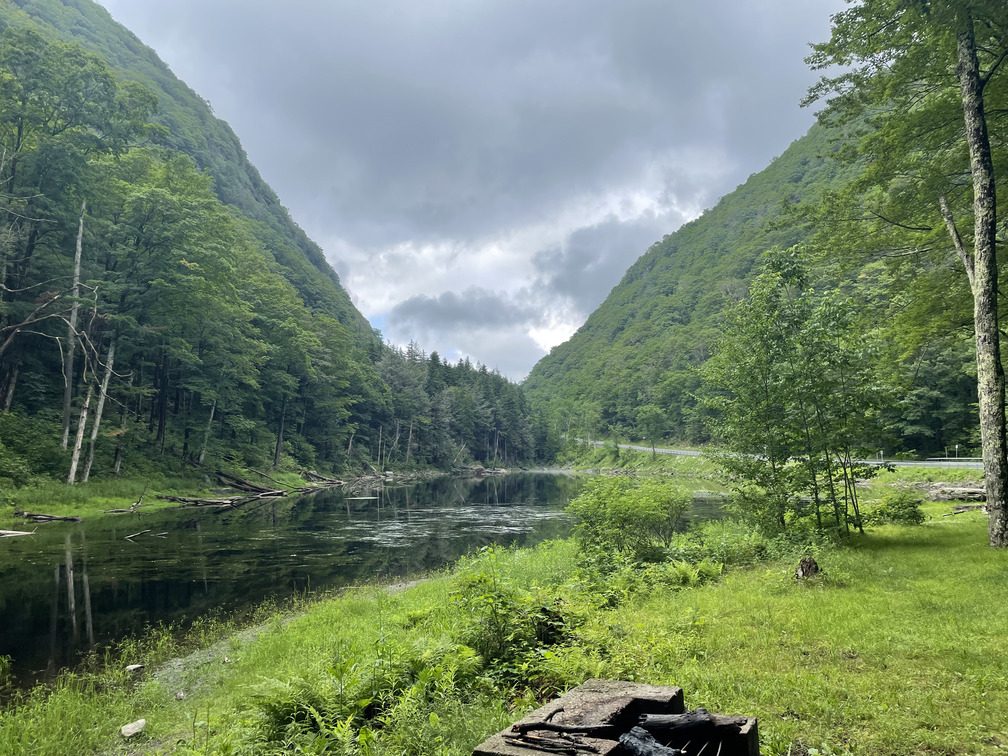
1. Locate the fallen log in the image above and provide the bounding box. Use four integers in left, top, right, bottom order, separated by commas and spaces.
943, 503, 987, 516
302, 470, 345, 486
249, 468, 299, 490
124, 529, 150, 540
1, 529, 35, 538
157, 495, 242, 506
158, 489, 285, 509
106, 487, 147, 514
14, 510, 81, 523
216, 470, 281, 495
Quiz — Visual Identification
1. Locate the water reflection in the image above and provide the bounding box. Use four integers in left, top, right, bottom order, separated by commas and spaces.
1, 474, 727, 685
0, 473, 583, 684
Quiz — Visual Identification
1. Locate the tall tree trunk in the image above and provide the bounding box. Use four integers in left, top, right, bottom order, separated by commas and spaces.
61, 200, 86, 449
953, 18, 1008, 547
67, 384, 94, 484
273, 396, 287, 468
155, 353, 168, 452
82, 336, 116, 483
199, 397, 216, 465
2, 359, 18, 411
388, 419, 400, 467
113, 373, 130, 475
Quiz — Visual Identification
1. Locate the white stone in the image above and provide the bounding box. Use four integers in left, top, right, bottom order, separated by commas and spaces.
120, 719, 146, 739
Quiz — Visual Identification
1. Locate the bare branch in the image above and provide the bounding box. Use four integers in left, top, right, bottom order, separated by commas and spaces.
867, 209, 934, 232
939, 194, 974, 289
980, 46, 1008, 87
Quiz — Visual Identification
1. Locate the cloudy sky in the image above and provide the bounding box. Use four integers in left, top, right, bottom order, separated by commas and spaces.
97, 0, 843, 380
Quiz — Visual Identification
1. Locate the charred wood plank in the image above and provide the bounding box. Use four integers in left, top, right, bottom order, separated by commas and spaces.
638, 710, 758, 756
618, 727, 684, 756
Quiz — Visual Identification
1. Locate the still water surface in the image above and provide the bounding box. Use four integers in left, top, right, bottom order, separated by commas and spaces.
0, 473, 583, 682
0, 472, 726, 684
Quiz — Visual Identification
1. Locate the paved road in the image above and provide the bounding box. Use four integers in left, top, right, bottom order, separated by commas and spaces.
584, 440, 984, 470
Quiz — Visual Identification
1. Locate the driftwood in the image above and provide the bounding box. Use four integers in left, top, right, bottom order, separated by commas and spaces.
159, 495, 242, 506
216, 470, 283, 495
470, 466, 508, 477
249, 468, 300, 490
158, 489, 286, 509
1, 529, 35, 538
302, 469, 345, 486
124, 529, 151, 540
14, 509, 81, 523
106, 485, 147, 514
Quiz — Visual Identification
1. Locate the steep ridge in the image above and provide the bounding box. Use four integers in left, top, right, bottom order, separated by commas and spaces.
523, 124, 852, 440
0, 0, 546, 476
0, 0, 373, 341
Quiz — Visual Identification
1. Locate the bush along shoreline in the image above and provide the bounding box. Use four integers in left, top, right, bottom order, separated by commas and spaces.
2, 479, 1007, 755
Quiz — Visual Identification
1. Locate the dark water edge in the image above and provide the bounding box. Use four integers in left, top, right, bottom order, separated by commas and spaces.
0, 473, 585, 685
0, 473, 729, 687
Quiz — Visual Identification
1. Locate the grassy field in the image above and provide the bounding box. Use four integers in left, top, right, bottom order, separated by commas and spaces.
2, 494, 1006, 755
556, 441, 721, 478
0, 470, 317, 530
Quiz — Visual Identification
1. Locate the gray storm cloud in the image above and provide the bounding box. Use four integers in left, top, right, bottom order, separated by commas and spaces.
98, 0, 845, 379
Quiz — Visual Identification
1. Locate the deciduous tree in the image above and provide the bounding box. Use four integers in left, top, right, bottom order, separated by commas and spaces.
807, 0, 1008, 546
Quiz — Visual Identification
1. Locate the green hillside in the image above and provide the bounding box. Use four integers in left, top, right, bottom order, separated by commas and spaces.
0, 0, 370, 337
524, 124, 854, 441
0, 1, 545, 483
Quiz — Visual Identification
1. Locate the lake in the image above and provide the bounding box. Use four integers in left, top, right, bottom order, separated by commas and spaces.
0, 472, 727, 686
0, 473, 584, 684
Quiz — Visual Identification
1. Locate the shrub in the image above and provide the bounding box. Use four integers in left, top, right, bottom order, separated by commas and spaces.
863, 489, 925, 526
450, 547, 578, 690
0, 412, 65, 485
567, 477, 692, 558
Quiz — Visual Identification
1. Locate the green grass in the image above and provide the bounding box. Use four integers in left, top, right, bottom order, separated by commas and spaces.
1, 465, 1005, 756
0, 469, 319, 529
0, 475, 214, 527
3, 503, 1006, 755
557, 441, 721, 479
874, 465, 983, 485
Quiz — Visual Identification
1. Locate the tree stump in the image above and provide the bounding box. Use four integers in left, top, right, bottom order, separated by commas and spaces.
796, 555, 820, 580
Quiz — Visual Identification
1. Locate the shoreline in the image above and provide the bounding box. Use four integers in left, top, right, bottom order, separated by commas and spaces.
4, 499, 1005, 755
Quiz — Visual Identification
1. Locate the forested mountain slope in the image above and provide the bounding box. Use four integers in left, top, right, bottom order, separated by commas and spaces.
0, 0, 370, 337
524, 125, 854, 440
0, 1, 544, 483
525, 110, 985, 457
